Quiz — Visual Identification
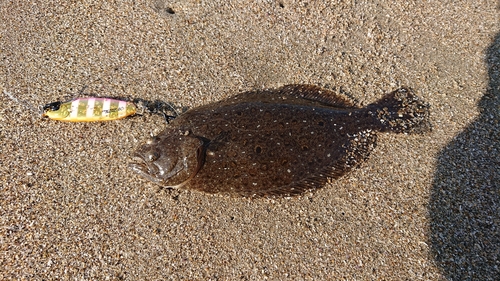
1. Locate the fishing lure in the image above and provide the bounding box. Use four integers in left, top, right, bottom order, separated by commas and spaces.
42, 97, 179, 123
42, 97, 138, 122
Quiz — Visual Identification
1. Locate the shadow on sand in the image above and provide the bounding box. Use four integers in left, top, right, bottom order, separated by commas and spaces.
429, 33, 500, 280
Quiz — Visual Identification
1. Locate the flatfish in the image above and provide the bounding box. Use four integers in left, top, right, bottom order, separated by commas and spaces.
129, 84, 430, 197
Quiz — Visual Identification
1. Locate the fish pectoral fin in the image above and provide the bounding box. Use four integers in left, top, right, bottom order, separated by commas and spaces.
203, 131, 230, 152
195, 143, 207, 174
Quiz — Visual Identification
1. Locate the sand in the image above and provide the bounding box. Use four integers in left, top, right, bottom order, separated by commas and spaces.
1, 1, 498, 280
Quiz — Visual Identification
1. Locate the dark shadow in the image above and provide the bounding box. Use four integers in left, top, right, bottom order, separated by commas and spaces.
429, 34, 500, 280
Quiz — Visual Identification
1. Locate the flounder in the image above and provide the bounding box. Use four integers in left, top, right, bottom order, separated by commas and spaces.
129, 84, 430, 197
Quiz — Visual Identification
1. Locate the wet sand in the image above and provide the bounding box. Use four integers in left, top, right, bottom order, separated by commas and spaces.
1, 1, 498, 280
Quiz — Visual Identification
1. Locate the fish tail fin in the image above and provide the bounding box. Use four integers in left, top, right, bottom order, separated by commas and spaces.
369, 88, 431, 134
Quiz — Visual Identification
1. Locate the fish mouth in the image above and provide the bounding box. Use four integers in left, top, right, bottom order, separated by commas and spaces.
128, 154, 164, 184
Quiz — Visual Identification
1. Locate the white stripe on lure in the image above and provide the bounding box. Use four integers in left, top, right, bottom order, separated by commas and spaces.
42, 98, 137, 122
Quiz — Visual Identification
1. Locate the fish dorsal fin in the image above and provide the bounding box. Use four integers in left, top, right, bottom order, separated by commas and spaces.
275, 84, 358, 109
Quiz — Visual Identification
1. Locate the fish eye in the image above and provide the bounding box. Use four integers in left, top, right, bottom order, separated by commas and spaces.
146, 151, 160, 162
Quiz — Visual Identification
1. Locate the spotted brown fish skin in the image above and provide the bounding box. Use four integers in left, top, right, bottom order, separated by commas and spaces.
129, 84, 430, 197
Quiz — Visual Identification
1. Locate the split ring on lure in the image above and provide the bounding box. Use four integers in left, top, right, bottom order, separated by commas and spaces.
42, 98, 138, 122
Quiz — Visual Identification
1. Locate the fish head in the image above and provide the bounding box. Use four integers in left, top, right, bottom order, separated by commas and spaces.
129, 130, 206, 188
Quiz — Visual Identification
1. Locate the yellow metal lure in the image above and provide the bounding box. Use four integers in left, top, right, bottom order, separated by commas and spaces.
42, 98, 137, 122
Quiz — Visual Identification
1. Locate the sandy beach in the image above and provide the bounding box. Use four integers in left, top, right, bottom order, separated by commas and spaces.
1, 1, 498, 280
